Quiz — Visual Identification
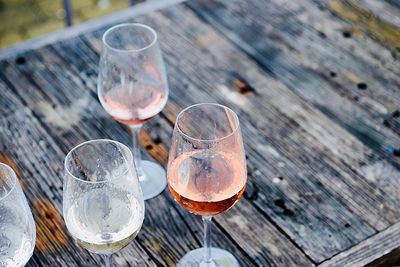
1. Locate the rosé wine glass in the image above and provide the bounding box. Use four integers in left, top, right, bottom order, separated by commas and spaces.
98, 23, 169, 200
168, 103, 247, 267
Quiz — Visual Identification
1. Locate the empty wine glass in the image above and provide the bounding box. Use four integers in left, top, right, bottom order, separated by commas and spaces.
63, 139, 145, 267
168, 103, 247, 267
98, 23, 169, 200
0, 163, 36, 267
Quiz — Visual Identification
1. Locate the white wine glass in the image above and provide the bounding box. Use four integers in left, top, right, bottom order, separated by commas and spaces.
0, 163, 36, 267
63, 139, 145, 267
168, 103, 247, 267
98, 23, 169, 200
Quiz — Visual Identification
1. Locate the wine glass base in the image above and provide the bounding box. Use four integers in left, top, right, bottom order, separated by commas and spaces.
177, 248, 239, 267
139, 160, 167, 200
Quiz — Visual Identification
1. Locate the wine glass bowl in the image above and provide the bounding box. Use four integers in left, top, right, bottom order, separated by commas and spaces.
168, 103, 247, 267
0, 163, 36, 267
63, 139, 145, 265
98, 24, 168, 127
98, 23, 169, 200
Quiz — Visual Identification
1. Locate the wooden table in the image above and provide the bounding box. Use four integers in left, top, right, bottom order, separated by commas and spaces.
1, 0, 399, 266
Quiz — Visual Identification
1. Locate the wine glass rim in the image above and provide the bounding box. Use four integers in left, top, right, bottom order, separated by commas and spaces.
0, 162, 17, 201
64, 139, 135, 184
175, 103, 240, 142
102, 23, 158, 53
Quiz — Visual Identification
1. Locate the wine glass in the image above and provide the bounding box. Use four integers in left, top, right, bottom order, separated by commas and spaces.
167, 103, 247, 267
0, 163, 36, 267
97, 23, 169, 200
63, 139, 145, 267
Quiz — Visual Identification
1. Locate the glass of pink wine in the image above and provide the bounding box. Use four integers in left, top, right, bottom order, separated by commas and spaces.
168, 103, 247, 267
98, 23, 169, 200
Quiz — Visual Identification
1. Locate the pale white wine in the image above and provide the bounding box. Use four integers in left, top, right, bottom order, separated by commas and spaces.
0, 207, 35, 266
65, 189, 144, 254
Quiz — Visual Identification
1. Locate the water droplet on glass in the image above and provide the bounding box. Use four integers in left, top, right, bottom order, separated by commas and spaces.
0, 234, 11, 253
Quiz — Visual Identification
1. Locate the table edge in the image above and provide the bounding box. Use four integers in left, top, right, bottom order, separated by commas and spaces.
318, 221, 400, 266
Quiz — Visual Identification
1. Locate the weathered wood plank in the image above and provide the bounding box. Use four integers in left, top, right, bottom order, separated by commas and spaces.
1, 0, 399, 265
0, 79, 26, 117
319, 221, 400, 267
0, 109, 156, 267
40, 39, 283, 266
0, 54, 203, 267
356, 0, 400, 29
298, 0, 400, 122
73, 3, 400, 263
0, 7, 320, 267
0, 42, 306, 266
83, 4, 400, 264
136, 5, 400, 262
50, 30, 318, 266
185, 1, 398, 218
26, 34, 315, 266
186, 0, 400, 167
329, 0, 400, 50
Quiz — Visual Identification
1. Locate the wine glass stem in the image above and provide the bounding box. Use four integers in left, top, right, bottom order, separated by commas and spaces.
203, 216, 213, 265
103, 254, 112, 267
130, 125, 145, 180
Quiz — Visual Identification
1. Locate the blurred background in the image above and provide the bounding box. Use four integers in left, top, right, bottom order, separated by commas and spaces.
0, 0, 140, 48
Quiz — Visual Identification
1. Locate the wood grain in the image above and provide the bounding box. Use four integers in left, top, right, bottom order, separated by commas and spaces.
319, 221, 400, 267
329, 0, 400, 49
0, 43, 274, 267
0, 0, 399, 266
32, 199, 69, 255
186, 0, 400, 167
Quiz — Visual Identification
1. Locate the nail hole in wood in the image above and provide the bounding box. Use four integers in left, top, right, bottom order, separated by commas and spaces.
15, 56, 26, 65
358, 160, 366, 166
357, 83, 367, 90
153, 137, 162, 144
387, 145, 400, 157
145, 144, 153, 150
233, 78, 256, 95
278, 176, 284, 181
342, 31, 352, 38
283, 209, 295, 217
392, 110, 400, 118
383, 119, 390, 127
274, 199, 285, 208
318, 31, 327, 38
345, 223, 351, 228
329, 71, 337, 78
